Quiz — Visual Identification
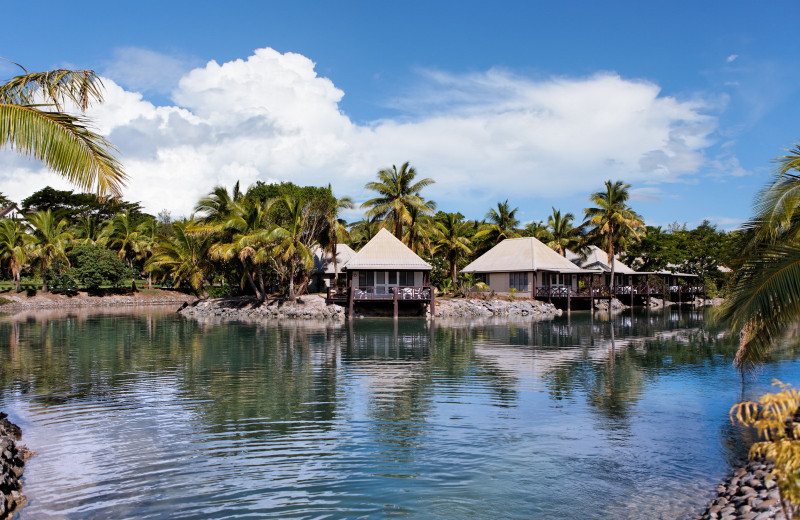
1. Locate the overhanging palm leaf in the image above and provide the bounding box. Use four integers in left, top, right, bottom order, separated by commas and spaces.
721, 242, 800, 369
0, 66, 126, 196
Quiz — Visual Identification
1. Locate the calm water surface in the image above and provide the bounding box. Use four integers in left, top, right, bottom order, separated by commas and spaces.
2, 307, 800, 519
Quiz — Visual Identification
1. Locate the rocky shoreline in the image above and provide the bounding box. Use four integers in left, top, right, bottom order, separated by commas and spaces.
695, 458, 785, 520
178, 294, 564, 321
0, 289, 196, 311
0, 413, 30, 520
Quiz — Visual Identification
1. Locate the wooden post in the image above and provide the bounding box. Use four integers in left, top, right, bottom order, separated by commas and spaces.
567, 290, 571, 313
348, 278, 354, 317
429, 287, 436, 317
678, 285, 682, 308
630, 284, 634, 307
531, 271, 536, 300
646, 283, 650, 309
393, 287, 399, 318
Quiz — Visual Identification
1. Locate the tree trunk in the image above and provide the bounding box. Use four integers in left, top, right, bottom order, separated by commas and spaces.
41, 265, 48, 293
242, 260, 262, 299
147, 273, 152, 290
14, 271, 20, 293
288, 259, 296, 302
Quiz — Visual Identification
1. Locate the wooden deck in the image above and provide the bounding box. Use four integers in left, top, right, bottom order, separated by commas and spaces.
327, 285, 434, 317
534, 284, 705, 310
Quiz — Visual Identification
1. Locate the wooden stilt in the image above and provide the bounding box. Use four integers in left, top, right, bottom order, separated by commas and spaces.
567, 290, 571, 313
393, 288, 399, 318
348, 279, 354, 317
429, 288, 436, 316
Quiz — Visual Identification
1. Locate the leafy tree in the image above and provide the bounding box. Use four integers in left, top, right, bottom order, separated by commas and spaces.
21, 186, 143, 224
26, 210, 72, 292
362, 162, 436, 241
0, 219, 30, 292
582, 180, 644, 287
66, 244, 132, 291
1, 66, 126, 195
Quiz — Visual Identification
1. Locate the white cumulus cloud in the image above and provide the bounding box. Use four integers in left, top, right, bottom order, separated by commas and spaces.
0, 47, 725, 219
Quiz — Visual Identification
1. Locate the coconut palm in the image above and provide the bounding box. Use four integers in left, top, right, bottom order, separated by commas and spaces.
582, 181, 644, 288
147, 218, 213, 297
434, 213, 473, 285
523, 220, 548, 240
102, 211, 143, 267
542, 207, 580, 256
404, 206, 438, 256
72, 215, 105, 246
0, 219, 30, 292
270, 196, 315, 301
722, 144, 800, 369
203, 197, 274, 300
474, 200, 521, 245
195, 181, 244, 223
362, 162, 436, 241
26, 210, 72, 292
1, 64, 126, 195
349, 218, 381, 250
318, 189, 353, 283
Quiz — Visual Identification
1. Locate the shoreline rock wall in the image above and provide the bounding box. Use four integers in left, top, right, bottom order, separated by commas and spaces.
179, 295, 563, 321
695, 458, 784, 520
0, 413, 30, 520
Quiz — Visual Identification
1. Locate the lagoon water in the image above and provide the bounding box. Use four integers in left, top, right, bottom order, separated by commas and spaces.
1, 308, 800, 519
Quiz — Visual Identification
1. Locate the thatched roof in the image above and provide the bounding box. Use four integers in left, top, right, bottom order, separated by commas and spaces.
344, 228, 432, 270
311, 243, 357, 274
462, 237, 596, 274
565, 245, 638, 275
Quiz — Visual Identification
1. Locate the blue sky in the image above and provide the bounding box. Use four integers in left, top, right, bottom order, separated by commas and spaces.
1, 1, 798, 229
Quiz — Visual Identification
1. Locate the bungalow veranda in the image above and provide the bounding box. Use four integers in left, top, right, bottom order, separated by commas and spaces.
326, 228, 434, 317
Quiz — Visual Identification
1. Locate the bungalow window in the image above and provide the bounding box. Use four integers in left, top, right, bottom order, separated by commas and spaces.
399, 271, 414, 286
509, 272, 529, 292
359, 271, 374, 288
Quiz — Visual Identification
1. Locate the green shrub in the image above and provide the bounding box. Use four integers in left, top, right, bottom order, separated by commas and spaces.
68, 245, 133, 290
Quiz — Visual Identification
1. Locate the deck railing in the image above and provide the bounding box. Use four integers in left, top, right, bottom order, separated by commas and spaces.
327, 285, 432, 301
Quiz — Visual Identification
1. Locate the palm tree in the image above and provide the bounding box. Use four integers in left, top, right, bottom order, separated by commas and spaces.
362, 162, 436, 241
203, 197, 274, 300
1, 64, 126, 195
404, 206, 438, 256
523, 220, 548, 239
542, 207, 580, 256
582, 181, 644, 288
195, 181, 243, 223
102, 211, 142, 267
722, 144, 800, 368
0, 219, 30, 292
270, 196, 314, 301
474, 200, 521, 245
147, 219, 213, 297
318, 189, 353, 283
26, 210, 72, 292
349, 218, 381, 250
434, 213, 473, 285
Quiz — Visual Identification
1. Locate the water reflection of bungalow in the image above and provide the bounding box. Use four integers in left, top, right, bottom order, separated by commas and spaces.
326, 229, 434, 317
